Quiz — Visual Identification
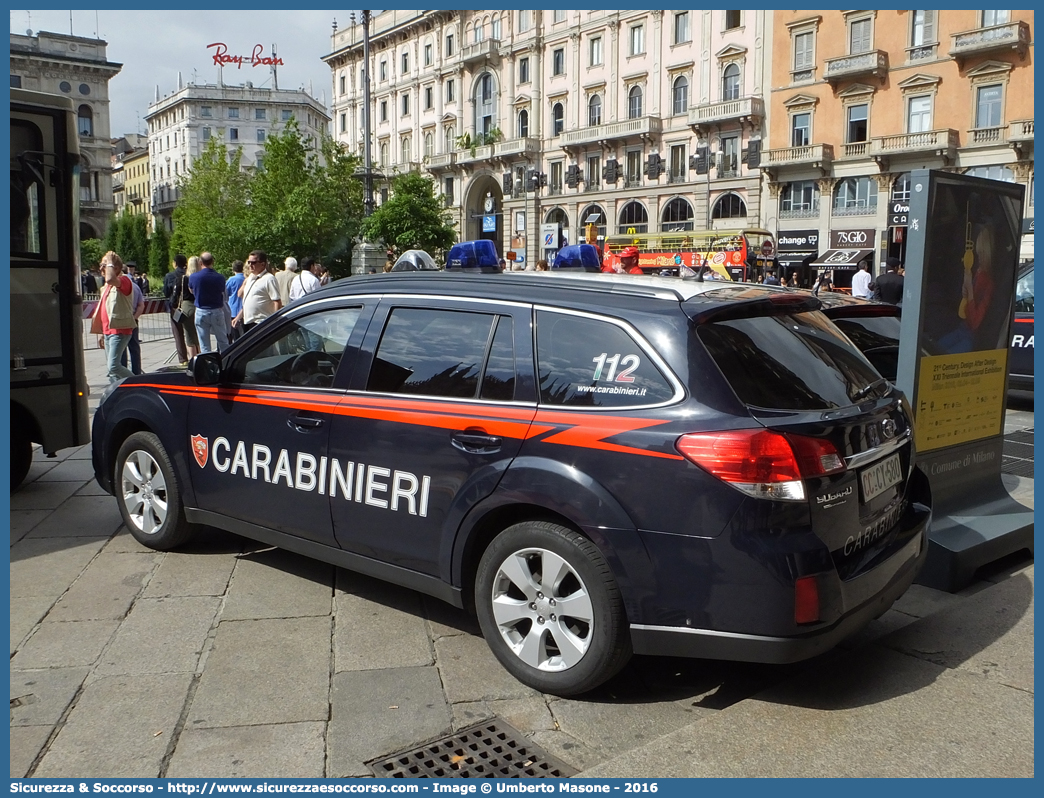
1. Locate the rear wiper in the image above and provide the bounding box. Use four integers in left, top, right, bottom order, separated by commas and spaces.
852, 377, 889, 402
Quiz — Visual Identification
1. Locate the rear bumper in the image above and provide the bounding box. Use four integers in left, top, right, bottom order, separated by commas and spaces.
630, 509, 929, 664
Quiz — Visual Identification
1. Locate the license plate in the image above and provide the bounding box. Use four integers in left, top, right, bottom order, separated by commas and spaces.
860, 453, 903, 502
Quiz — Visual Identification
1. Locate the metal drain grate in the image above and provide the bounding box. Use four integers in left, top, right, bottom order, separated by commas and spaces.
368, 719, 578, 778
1002, 428, 1034, 478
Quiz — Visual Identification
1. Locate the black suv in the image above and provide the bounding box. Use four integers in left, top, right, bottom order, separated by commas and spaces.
92, 272, 931, 695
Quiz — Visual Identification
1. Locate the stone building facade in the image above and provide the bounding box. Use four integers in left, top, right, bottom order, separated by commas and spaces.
10, 30, 123, 241
324, 10, 772, 264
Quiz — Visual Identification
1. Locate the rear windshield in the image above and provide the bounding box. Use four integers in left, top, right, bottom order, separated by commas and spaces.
697, 311, 880, 410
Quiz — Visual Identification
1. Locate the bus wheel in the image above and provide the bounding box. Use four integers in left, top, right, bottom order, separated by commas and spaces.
11, 429, 32, 490
115, 432, 195, 550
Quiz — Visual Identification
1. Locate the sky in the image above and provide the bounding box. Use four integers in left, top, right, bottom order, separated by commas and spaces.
11, 9, 359, 137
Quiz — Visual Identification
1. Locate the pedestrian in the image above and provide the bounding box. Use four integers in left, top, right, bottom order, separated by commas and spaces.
812, 269, 833, 295
226, 259, 246, 341
92, 251, 136, 383
164, 255, 190, 366
383, 250, 395, 273
234, 250, 283, 333
191, 252, 230, 354
872, 257, 904, 305
274, 256, 298, 305
763, 269, 781, 286
289, 256, 323, 303
81, 268, 97, 295
318, 263, 331, 286
615, 246, 643, 275
126, 261, 150, 296
171, 256, 201, 361
788, 272, 799, 288
852, 260, 873, 299
119, 276, 146, 375
536, 259, 549, 272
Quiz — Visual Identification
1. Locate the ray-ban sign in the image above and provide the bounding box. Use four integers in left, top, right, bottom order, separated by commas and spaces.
207, 42, 284, 69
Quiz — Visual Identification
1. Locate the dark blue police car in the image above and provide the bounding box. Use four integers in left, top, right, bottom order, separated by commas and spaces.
92, 271, 931, 695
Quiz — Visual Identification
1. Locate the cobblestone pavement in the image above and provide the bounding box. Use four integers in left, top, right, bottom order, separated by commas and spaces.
9, 339, 1035, 778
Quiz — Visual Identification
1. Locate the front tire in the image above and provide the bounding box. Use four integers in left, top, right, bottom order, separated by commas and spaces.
115, 431, 194, 550
475, 521, 632, 696
11, 428, 32, 490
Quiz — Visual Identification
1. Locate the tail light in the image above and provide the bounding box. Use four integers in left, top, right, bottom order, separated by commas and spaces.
676, 428, 845, 502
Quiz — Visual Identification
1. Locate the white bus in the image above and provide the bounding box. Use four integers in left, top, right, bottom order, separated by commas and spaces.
10, 88, 91, 488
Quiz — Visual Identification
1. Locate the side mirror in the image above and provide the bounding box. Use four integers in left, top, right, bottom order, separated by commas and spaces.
191, 352, 222, 386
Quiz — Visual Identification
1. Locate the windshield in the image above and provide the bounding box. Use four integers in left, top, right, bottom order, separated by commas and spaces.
697, 311, 882, 410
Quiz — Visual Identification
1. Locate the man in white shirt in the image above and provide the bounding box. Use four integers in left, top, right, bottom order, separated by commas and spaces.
289, 257, 323, 303
851, 261, 873, 299
234, 250, 283, 332
274, 256, 298, 305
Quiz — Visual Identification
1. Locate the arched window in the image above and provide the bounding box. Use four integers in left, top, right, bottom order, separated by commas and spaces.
618, 201, 649, 233
401, 137, 411, 163
425, 133, 434, 158
473, 72, 497, 138
588, 95, 602, 127
722, 63, 741, 102
473, 22, 484, 43
672, 77, 688, 116
661, 198, 695, 231
77, 105, 93, 137
552, 102, 564, 136
445, 125, 455, 152
628, 86, 643, 119
380, 143, 388, 168
712, 193, 747, 219
580, 204, 607, 241
518, 109, 529, 138
545, 207, 570, 246
833, 177, 878, 213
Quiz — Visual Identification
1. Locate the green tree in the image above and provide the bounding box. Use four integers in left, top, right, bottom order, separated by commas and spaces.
125, 213, 149, 267
171, 137, 252, 271
102, 212, 119, 254
80, 238, 105, 271
148, 223, 171, 279
247, 119, 364, 270
361, 172, 456, 258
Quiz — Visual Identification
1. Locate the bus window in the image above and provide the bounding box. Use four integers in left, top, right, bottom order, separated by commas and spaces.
11, 120, 45, 257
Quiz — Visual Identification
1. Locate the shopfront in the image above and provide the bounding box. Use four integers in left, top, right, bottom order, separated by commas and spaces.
810, 228, 876, 292
776, 229, 820, 288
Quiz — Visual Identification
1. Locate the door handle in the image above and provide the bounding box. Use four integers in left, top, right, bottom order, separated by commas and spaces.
288, 411, 324, 432
451, 429, 502, 454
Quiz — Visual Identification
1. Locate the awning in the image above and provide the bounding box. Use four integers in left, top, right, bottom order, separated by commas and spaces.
810, 249, 873, 270
777, 251, 816, 265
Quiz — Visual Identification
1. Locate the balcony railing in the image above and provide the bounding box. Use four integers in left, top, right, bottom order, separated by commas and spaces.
426, 152, 456, 169
583, 182, 601, 192
560, 116, 662, 147
762, 143, 834, 170
623, 177, 642, 189
1008, 119, 1034, 142
687, 96, 765, 129
840, 142, 869, 159
779, 206, 820, 220
871, 128, 960, 157
461, 38, 501, 66
968, 126, 1006, 145
456, 144, 494, 165
666, 173, 688, 185
950, 21, 1030, 61
823, 50, 888, 83
832, 201, 878, 217
494, 137, 541, 158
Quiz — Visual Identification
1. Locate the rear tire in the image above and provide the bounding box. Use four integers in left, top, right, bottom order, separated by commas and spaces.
114, 432, 195, 550
11, 428, 32, 491
475, 521, 632, 697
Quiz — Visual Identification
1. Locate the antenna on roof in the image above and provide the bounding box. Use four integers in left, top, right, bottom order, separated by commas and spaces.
69, 10, 73, 35
95, 10, 99, 37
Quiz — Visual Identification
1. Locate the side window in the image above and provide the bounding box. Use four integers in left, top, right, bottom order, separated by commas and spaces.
229, 306, 362, 387
536, 311, 675, 407
10, 120, 46, 257
367, 308, 495, 399
480, 316, 515, 401
1015, 266, 1034, 313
